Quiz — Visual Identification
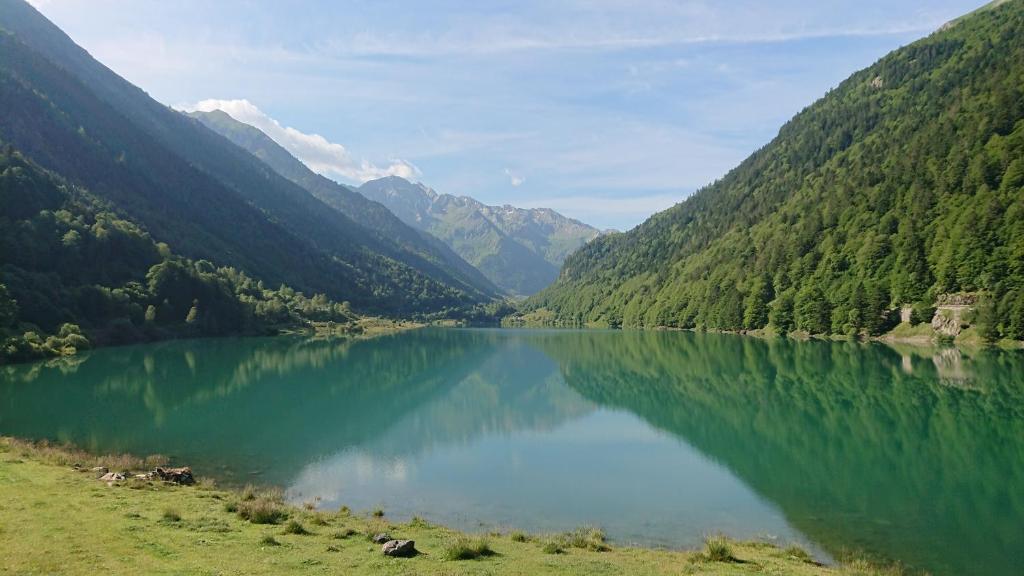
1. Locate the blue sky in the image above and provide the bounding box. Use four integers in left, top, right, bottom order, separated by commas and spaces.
31, 0, 987, 230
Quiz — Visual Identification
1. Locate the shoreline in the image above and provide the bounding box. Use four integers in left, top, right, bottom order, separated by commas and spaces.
502, 316, 1024, 351
0, 436, 907, 575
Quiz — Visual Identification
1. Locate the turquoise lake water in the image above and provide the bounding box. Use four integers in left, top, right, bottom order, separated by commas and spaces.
1, 328, 1021, 575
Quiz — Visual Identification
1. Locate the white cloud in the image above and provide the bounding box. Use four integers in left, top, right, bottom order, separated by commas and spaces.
178, 98, 419, 183
503, 168, 525, 187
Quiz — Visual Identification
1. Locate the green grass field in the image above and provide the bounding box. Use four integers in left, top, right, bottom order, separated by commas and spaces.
0, 438, 902, 575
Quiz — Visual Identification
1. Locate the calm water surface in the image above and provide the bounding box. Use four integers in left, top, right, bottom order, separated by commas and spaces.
1, 328, 1022, 575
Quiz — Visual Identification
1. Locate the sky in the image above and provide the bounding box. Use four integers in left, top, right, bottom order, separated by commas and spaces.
29, 0, 987, 230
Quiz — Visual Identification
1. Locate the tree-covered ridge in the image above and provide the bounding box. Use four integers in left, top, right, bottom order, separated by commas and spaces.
528, 1, 1024, 340
0, 0, 493, 317
0, 147, 362, 363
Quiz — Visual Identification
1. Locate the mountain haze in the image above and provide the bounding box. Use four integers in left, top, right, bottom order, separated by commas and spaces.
188, 109, 500, 300
528, 0, 1024, 341
359, 176, 603, 296
0, 0, 493, 316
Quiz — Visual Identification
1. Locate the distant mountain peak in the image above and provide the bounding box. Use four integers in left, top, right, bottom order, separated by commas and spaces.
358, 176, 602, 296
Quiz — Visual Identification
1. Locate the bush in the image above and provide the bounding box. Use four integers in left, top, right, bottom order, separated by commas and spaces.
910, 301, 936, 325
442, 537, 495, 561
332, 528, 357, 539
161, 508, 182, 522
555, 526, 610, 551
282, 520, 310, 535
703, 534, 735, 562
236, 496, 287, 525
509, 530, 532, 543
541, 541, 565, 554
784, 544, 814, 563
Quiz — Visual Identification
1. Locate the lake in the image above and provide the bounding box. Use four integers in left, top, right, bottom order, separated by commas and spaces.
1, 328, 1021, 575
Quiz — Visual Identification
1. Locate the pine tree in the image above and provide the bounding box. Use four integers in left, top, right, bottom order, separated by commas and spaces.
743, 274, 773, 330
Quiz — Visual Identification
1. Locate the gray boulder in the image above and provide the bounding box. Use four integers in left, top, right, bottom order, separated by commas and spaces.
371, 533, 392, 544
382, 539, 417, 557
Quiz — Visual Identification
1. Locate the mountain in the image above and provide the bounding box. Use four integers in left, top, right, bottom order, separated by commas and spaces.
0, 147, 362, 362
0, 0, 495, 318
527, 0, 1024, 342
187, 109, 500, 300
358, 176, 602, 296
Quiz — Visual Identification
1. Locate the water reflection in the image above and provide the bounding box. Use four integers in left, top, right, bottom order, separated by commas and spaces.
0, 329, 1021, 575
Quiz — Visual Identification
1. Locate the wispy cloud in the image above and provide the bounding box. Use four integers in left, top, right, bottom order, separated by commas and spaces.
503, 168, 525, 187
321, 23, 939, 58
179, 99, 419, 183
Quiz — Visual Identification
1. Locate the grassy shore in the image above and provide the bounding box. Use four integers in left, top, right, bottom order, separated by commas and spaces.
0, 438, 903, 575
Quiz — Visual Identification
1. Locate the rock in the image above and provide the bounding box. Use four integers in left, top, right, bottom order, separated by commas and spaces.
134, 472, 154, 480
382, 539, 417, 557
98, 472, 125, 482
371, 533, 392, 544
154, 466, 195, 485
931, 308, 965, 337
91, 466, 109, 477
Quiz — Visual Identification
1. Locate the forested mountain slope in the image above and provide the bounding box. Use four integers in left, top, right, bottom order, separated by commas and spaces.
359, 176, 602, 296
0, 148, 361, 362
0, 0, 491, 316
528, 0, 1024, 340
188, 110, 499, 300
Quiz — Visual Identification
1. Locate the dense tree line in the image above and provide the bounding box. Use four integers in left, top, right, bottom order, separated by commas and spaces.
527, 2, 1024, 342
0, 148, 360, 363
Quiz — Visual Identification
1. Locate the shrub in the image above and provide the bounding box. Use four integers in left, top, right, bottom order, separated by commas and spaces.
541, 541, 565, 554
259, 535, 280, 547
282, 520, 310, 535
332, 528, 357, 539
784, 544, 814, 563
703, 534, 735, 562
555, 526, 610, 551
240, 484, 258, 501
237, 498, 287, 525
442, 537, 496, 561
509, 530, 532, 543
371, 508, 385, 518
234, 486, 287, 524
161, 508, 182, 522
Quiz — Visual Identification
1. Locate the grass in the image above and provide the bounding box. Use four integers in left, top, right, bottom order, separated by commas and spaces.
233, 487, 288, 525
0, 436, 910, 576
541, 541, 566, 555
785, 544, 816, 564
442, 537, 496, 560
282, 519, 311, 535
550, 526, 610, 552
160, 508, 182, 523
703, 534, 736, 562
509, 530, 533, 543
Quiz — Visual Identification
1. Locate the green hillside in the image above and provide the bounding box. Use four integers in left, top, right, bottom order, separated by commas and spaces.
0, 0, 492, 318
0, 148, 362, 362
359, 176, 601, 296
188, 110, 500, 301
527, 0, 1024, 339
